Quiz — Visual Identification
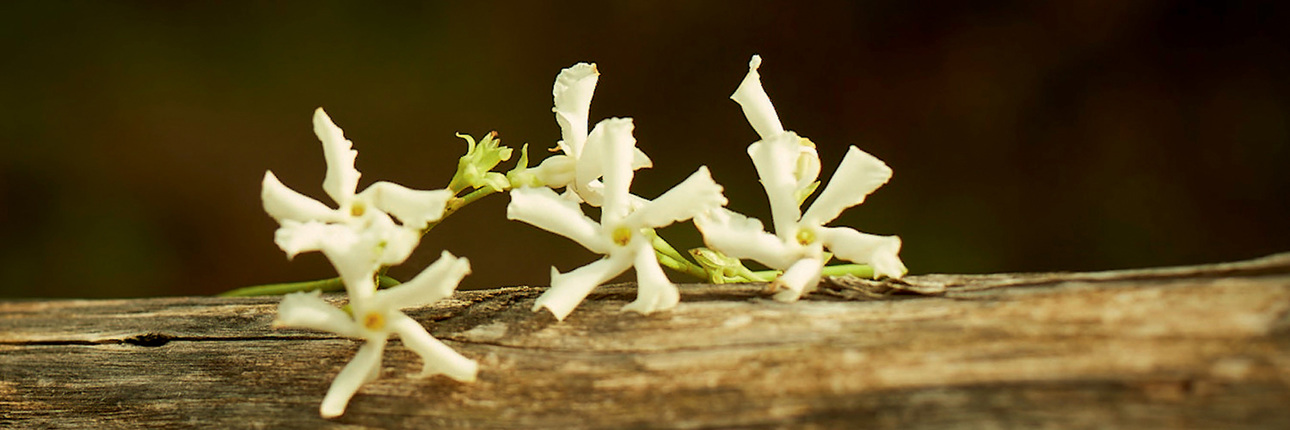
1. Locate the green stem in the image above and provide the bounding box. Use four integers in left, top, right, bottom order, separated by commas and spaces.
655, 249, 710, 281
218, 275, 402, 297
423, 186, 502, 234
647, 231, 710, 281
747, 264, 874, 282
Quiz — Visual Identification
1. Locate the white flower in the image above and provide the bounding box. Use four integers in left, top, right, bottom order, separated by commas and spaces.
508, 118, 727, 320
261, 108, 453, 299
273, 251, 478, 418
694, 55, 906, 302
528, 63, 653, 205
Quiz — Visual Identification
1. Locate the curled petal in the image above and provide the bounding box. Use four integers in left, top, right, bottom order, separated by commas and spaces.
794, 140, 821, 194
801, 146, 893, 226
771, 257, 824, 302
579, 118, 636, 221
507, 187, 612, 254
262, 171, 338, 223
730, 55, 785, 140
748, 132, 805, 236
622, 242, 679, 315
320, 339, 387, 419
390, 313, 478, 382
372, 251, 470, 311
530, 154, 576, 189
622, 166, 727, 229
313, 108, 361, 205
273, 290, 362, 338
817, 227, 906, 279
693, 208, 796, 269
534, 255, 634, 321
553, 63, 599, 157
358, 182, 452, 231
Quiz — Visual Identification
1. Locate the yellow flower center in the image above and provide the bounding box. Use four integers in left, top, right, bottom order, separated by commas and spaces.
611, 227, 633, 246
362, 311, 385, 331
795, 228, 816, 246
350, 202, 366, 217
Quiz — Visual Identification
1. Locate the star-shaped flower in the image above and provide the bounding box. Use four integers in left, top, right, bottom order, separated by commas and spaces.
508, 118, 727, 320
694, 56, 906, 302
261, 108, 454, 298
274, 251, 478, 418
528, 63, 652, 205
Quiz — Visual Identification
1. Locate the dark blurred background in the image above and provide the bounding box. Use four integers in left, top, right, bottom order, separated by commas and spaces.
1, 1, 1286, 298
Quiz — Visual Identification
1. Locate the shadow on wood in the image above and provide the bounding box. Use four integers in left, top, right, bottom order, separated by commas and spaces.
3, 253, 1289, 428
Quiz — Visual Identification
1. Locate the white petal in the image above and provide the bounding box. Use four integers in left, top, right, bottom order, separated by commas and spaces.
273, 290, 362, 338
273, 220, 357, 260
795, 143, 821, 192
531, 154, 576, 189
262, 171, 338, 224
553, 63, 599, 157
817, 227, 906, 279
801, 146, 893, 226
320, 339, 387, 419
587, 118, 636, 224
631, 147, 654, 170
390, 313, 478, 382
314, 108, 361, 205
373, 220, 422, 268
372, 251, 470, 311
730, 55, 785, 140
693, 208, 797, 269
314, 230, 383, 301
771, 257, 824, 302
534, 255, 633, 321
357, 182, 452, 231
506, 187, 612, 254
622, 166, 727, 229
621, 241, 679, 315
748, 132, 805, 236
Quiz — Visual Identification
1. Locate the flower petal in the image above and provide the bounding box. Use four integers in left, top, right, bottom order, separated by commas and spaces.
319, 338, 387, 419
372, 251, 470, 311
357, 182, 452, 231
771, 257, 824, 302
594, 118, 637, 224
531, 154, 576, 189
534, 254, 633, 321
262, 171, 337, 223
273, 220, 357, 260
748, 132, 805, 236
693, 208, 797, 269
622, 166, 727, 229
730, 55, 785, 140
314, 108, 361, 205
273, 290, 362, 338
801, 146, 893, 227
507, 187, 612, 254
390, 313, 478, 382
622, 241, 679, 315
816, 227, 906, 279
553, 63, 599, 157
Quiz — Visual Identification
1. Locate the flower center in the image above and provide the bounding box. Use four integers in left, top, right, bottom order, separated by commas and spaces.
350, 202, 366, 217
611, 227, 633, 246
795, 228, 816, 246
362, 311, 385, 331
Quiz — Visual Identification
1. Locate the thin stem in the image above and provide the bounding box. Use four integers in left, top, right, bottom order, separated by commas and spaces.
655, 249, 710, 281
218, 275, 402, 297
647, 231, 710, 281
747, 264, 874, 282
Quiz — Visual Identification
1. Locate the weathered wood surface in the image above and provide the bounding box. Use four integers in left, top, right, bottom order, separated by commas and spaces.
3, 253, 1290, 429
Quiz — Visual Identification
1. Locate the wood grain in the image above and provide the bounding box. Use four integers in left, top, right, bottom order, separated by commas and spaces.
3, 253, 1289, 428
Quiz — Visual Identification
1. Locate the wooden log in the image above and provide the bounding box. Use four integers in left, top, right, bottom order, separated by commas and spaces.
3, 253, 1289, 428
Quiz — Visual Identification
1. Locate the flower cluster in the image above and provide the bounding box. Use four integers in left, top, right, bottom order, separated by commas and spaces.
256, 55, 905, 418
262, 109, 477, 418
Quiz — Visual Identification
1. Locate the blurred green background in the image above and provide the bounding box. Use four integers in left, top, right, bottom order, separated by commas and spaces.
1, 1, 1286, 298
